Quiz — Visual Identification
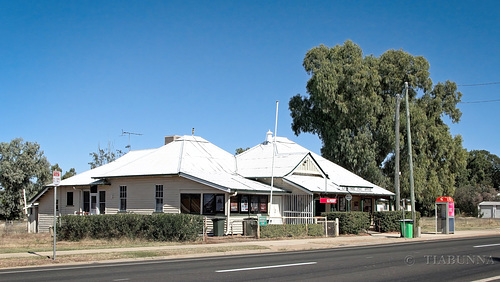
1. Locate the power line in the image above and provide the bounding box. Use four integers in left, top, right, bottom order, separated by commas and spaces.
459, 99, 500, 104
457, 82, 500, 87
455, 81, 500, 103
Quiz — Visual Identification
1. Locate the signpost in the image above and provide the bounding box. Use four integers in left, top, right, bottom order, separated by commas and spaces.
345, 194, 352, 211
52, 171, 61, 260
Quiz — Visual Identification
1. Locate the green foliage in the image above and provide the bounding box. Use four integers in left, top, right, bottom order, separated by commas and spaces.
89, 143, 124, 169
307, 224, 324, 236
454, 185, 498, 216
62, 168, 77, 180
290, 40, 467, 215
58, 214, 203, 241
461, 150, 500, 189
322, 212, 370, 234
373, 211, 421, 232
235, 147, 250, 155
453, 150, 500, 216
260, 224, 324, 238
0, 138, 51, 220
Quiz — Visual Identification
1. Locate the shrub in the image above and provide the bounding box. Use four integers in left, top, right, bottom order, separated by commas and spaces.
322, 212, 370, 234
58, 213, 203, 241
307, 224, 324, 237
373, 211, 421, 233
260, 224, 324, 238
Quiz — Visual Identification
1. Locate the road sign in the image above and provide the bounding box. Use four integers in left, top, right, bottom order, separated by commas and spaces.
345, 194, 352, 201
53, 171, 61, 186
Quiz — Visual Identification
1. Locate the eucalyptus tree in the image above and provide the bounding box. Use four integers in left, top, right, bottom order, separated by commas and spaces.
0, 138, 51, 219
289, 40, 466, 214
88, 143, 123, 169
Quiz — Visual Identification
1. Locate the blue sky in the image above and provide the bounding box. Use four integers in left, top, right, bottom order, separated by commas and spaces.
1, 0, 499, 175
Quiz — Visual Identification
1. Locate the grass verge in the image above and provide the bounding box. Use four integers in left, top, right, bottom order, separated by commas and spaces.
420, 217, 500, 233
0, 245, 268, 269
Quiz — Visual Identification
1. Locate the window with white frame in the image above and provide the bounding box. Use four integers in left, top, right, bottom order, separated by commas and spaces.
119, 186, 127, 212
155, 185, 163, 212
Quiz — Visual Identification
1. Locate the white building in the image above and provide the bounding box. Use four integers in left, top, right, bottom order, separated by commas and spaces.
28, 133, 394, 234
478, 201, 500, 218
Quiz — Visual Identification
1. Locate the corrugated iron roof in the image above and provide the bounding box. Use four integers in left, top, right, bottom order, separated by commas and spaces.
236, 137, 394, 196
44, 134, 392, 196
55, 135, 285, 193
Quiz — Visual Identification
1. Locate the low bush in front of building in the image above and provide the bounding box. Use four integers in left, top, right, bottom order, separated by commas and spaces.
373, 211, 421, 233
322, 212, 370, 234
58, 213, 203, 241
260, 223, 324, 238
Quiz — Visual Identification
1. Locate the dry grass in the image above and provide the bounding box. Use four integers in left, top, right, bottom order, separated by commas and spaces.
0, 220, 267, 268
420, 216, 500, 233
0, 220, 185, 254
0, 245, 268, 269
0, 232, 187, 254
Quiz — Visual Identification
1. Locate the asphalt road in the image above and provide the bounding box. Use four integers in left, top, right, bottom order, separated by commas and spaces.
1, 236, 499, 282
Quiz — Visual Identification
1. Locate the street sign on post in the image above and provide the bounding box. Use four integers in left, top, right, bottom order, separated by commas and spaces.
345, 194, 352, 212
53, 171, 61, 186
52, 170, 61, 260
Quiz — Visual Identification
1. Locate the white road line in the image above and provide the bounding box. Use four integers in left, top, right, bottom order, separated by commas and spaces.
113, 279, 130, 281
473, 243, 500, 248
471, 275, 500, 282
216, 261, 317, 273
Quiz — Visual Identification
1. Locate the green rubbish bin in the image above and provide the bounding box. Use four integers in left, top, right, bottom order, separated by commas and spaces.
211, 217, 225, 236
399, 219, 413, 238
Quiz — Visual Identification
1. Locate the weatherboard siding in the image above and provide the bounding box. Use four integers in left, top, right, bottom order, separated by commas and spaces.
106, 176, 227, 215
33, 176, 232, 233
36, 188, 56, 233
35, 186, 84, 232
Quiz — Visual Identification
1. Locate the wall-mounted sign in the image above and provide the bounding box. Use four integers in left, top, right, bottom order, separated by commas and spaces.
258, 216, 267, 226
320, 198, 337, 204
448, 202, 455, 217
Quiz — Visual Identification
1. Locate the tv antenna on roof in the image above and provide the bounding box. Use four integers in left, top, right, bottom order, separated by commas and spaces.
121, 130, 143, 151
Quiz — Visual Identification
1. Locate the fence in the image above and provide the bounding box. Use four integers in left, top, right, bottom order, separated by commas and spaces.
203, 216, 339, 238
1, 220, 27, 234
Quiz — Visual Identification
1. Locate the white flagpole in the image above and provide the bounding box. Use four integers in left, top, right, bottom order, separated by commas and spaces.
270, 101, 279, 220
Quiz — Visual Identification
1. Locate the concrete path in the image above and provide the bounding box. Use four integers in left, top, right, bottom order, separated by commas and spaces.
1, 229, 499, 260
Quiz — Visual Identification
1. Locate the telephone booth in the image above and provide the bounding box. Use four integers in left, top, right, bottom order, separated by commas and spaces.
435, 196, 455, 234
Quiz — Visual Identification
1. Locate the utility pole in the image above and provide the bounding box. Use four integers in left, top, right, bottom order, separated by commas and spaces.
404, 82, 416, 235
395, 93, 401, 211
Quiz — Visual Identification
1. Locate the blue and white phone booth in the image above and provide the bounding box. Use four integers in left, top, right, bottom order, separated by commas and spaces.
435, 196, 455, 234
